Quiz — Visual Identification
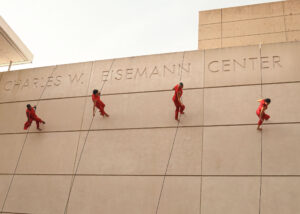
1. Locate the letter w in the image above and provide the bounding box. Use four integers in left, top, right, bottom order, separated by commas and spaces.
68, 73, 84, 83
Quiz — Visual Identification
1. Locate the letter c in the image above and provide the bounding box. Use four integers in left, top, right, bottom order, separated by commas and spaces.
4, 81, 13, 91
208, 61, 219, 72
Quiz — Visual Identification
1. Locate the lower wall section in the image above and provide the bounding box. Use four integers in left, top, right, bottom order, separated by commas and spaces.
16, 132, 81, 174
261, 177, 300, 214
157, 176, 201, 214
1, 124, 300, 177
1, 175, 300, 214
201, 176, 260, 214
0, 135, 26, 174
77, 127, 202, 175
203, 125, 261, 175
67, 176, 163, 214
262, 124, 300, 175
67, 176, 202, 214
2, 175, 72, 214
0, 175, 12, 210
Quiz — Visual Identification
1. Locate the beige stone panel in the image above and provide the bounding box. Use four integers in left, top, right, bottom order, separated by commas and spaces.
222, 2, 283, 22
89, 53, 192, 95
198, 23, 221, 40
77, 128, 175, 175
199, 9, 221, 25
204, 45, 261, 87
287, 30, 300, 41
0, 66, 55, 103
180, 50, 204, 88
222, 17, 285, 38
0, 101, 37, 134
201, 177, 260, 214
157, 177, 201, 214
87, 58, 116, 94
40, 62, 93, 99
285, 14, 300, 31
167, 127, 202, 175
261, 177, 300, 214
263, 124, 300, 175
0, 175, 12, 210
262, 83, 300, 123
204, 85, 261, 125
3, 175, 71, 214
261, 42, 300, 83
198, 39, 221, 50
82, 89, 203, 130
73, 131, 88, 173
203, 126, 260, 175
222, 32, 286, 48
284, 0, 300, 15
16, 132, 80, 174
31, 97, 86, 132
67, 176, 162, 214
0, 134, 26, 173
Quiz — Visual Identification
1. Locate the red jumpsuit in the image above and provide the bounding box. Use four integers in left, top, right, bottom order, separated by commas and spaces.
24, 108, 44, 130
256, 100, 270, 126
92, 94, 108, 116
173, 84, 185, 120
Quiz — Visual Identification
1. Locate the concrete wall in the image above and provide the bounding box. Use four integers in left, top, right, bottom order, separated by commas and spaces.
0, 41, 299, 213
198, 0, 300, 49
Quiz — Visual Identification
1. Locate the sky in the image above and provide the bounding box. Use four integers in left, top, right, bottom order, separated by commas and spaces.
0, 0, 280, 72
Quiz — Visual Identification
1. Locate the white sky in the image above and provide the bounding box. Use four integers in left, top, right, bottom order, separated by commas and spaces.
0, 0, 280, 72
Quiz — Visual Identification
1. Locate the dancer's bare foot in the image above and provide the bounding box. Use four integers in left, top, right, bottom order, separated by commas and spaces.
257, 127, 262, 131
37, 128, 42, 131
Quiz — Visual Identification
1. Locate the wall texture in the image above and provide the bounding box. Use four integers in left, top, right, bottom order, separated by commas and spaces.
198, 0, 300, 49
0, 41, 299, 214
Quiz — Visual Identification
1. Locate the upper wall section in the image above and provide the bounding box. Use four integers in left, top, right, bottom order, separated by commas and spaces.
198, 0, 300, 50
0, 41, 299, 103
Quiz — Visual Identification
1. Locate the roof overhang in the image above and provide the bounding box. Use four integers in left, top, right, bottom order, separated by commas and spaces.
0, 16, 33, 67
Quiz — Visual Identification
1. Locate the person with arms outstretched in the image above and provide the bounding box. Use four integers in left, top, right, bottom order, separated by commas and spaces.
24, 104, 45, 131
172, 82, 185, 121
92, 89, 109, 118
256, 98, 271, 131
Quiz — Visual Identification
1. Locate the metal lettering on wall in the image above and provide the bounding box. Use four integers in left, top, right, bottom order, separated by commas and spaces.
207, 56, 282, 72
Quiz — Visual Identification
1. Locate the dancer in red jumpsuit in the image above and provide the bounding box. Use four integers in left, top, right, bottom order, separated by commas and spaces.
92, 89, 109, 117
24, 104, 45, 131
256, 98, 271, 131
172, 82, 185, 121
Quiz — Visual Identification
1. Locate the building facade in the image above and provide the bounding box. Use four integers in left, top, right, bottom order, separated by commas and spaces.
0, 1, 300, 214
